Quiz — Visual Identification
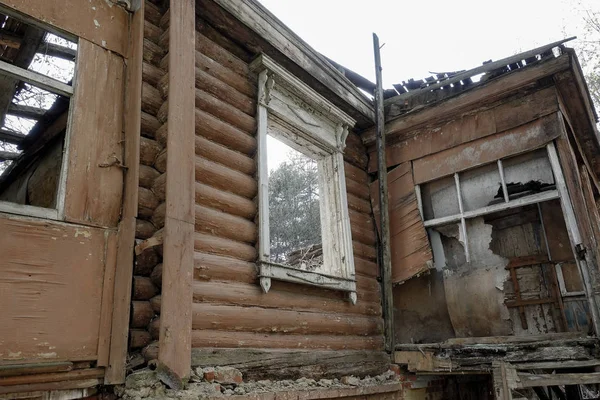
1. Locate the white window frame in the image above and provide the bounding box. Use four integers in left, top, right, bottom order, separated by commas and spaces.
0, 6, 77, 221
250, 54, 358, 304
416, 145, 566, 262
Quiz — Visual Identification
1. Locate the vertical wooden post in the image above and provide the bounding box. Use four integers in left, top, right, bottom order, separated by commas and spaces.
105, 1, 144, 384
159, 0, 195, 383
373, 33, 394, 353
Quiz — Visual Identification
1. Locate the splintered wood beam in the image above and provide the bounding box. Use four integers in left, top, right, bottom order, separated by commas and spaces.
0, 128, 26, 144
7, 103, 47, 119
0, 150, 20, 161
158, 0, 195, 386
37, 42, 77, 61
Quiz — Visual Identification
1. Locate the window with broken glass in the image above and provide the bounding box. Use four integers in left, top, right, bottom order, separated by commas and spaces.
0, 7, 77, 219
251, 54, 358, 304
417, 147, 561, 263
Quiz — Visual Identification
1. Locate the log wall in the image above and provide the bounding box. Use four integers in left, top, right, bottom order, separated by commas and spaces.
128, 0, 167, 357
138, 12, 384, 363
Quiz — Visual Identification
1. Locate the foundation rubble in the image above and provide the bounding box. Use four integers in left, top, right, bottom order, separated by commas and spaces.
115, 366, 400, 399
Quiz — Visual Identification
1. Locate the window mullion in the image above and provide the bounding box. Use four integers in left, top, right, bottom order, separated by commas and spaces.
497, 159, 509, 203
454, 172, 470, 263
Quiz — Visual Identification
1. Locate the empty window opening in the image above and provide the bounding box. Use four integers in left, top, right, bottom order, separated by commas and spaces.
0, 9, 77, 215
267, 134, 323, 272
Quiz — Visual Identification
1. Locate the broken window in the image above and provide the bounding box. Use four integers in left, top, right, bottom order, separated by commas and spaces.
251, 54, 358, 303
0, 8, 77, 219
418, 147, 559, 262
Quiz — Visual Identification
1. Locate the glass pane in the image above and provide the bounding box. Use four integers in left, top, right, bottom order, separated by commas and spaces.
502, 149, 555, 200
421, 175, 460, 220
460, 162, 503, 211
267, 134, 323, 272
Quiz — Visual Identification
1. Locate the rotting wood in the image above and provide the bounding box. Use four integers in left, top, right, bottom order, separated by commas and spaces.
518, 372, 600, 388
0, 378, 101, 396
191, 330, 384, 350
1, 0, 128, 55
63, 39, 124, 227
190, 349, 390, 380
191, 303, 383, 336
158, 0, 195, 382
0, 362, 73, 378
0, 368, 104, 387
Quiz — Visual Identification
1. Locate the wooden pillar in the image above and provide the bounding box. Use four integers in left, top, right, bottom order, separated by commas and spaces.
105, 1, 144, 385
372, 33, 394, 353
158, 0, 195, 383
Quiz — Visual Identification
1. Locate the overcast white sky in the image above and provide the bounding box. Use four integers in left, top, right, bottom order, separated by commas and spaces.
260, 0, 598, 169
258, 0, 596, 88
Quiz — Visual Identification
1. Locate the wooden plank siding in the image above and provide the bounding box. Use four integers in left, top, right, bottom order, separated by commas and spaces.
370, 163, 433, 284
189, 17, 384, 352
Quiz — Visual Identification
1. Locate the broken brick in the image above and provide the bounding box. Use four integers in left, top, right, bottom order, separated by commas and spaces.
214, 366, 243, 385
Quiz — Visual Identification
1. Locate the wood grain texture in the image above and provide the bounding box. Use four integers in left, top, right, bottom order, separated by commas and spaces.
0, 216, 107, 361
105, 4, 144, 382
159, 0, 195, 381
63, 39, 124, 228
0, 0, 128, 55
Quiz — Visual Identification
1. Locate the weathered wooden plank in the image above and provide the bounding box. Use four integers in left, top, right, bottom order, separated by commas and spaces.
191, 304, 382, 336
191, 330, 383, 350
413, 113, 561, 184
190, 349, 390, 380
96, 231, 118, 367
63, 39, 124, 227
518, 372, 600, 388
0, 216, 107, 361
159, 0, 195, 382
0, 0, 128, 55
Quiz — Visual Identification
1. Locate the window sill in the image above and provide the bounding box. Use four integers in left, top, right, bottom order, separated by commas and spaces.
258, 260, 357, 304
0, 201, 58, 220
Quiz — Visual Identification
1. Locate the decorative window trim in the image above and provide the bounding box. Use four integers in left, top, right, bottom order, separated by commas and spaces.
250, 54, 358, 304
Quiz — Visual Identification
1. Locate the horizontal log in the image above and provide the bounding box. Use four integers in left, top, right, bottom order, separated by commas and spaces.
346, 177, 370, 200
141, 81, 163, 116
139, 164, 160, 189
151, 202, 166, 229
140, 136, 162, 166
134, 247, 159, 276
194, 251, 256, 284
138, 187, 159, 218
344, 161, 369, 184
351, 223, 377, 247
347, 193, 372, 215
195, 156, 257, 199
143, 38, 164, 66
195, 108, 256, 155
129, 329, 152, 349
343, 146, 369, 170
143, 59, 164, 90
192, 280, 381, 316
141, 111, 160, 138
192, 330, 384, 351
349, 208, 375, 230
190, 348, 390, 380
0, 368, 104, 387
157, 101, 168, 123
196, 18, 254, 64
195, 182, 256, 220
354, 257, 379, 278
195, 204, 256, 244
195, 88, 256, 133
156, 123, 168, 147
136, 219, 157, 239
154, 149, 167, 173
150, 263, 162, 289
133, 276, 158, 300
195, 232, 257, 262
148, 318, 160, 340
196, 135, 255, 175
353, 241, 377, 262
144, 0, 162, 26
195, 32, 251, 78
192, 303, 382, 336
196, 50, 255, 98
150, 295, 161, 314
144, 20, 163, 45
152, 173, 166, 201
131, 301, 154, 329
193, 250, 379, 292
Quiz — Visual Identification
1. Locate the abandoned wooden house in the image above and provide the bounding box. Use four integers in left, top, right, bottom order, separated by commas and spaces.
0, 0, 599, 399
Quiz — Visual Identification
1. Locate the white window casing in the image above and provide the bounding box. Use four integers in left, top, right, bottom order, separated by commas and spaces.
250, 54, 358, 304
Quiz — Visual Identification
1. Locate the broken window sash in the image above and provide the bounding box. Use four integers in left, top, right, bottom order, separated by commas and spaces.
0, 7, 77, 219
251, 54, 358, 304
